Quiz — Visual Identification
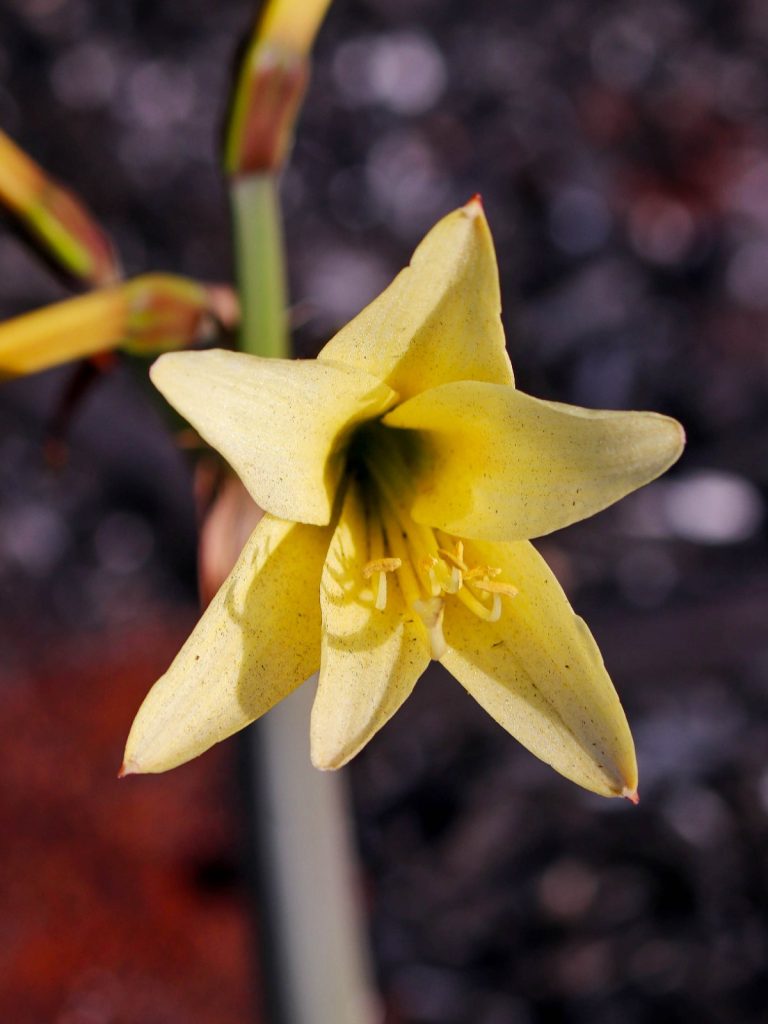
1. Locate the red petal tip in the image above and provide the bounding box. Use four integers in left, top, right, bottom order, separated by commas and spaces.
622, 787, 640, 805
464, 193, 484, 216
117, 760, 137, 779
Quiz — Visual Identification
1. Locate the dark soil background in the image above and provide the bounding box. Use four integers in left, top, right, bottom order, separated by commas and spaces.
1, 1, 767, 1022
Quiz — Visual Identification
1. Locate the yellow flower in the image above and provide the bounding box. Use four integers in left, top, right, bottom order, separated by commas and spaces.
123, 198, 684, 798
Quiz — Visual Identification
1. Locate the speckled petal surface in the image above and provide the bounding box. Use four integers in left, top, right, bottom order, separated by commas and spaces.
123, 514, 332, 774
318, 199, 514, 400
384, 381, 685, 541
441, 537, 637, 798
151, 349, 398, 526
311, 483, 430, 769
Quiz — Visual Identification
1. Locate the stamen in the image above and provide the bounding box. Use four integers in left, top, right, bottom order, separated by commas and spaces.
463, 565, 501, 581
456, 585, 500, 622
421, 555, 442, 598
363, 556, 402, 612
438, 542, 468, 572
472, 579, 519, 599
379, 503, 422, 609
376, 572, 388, 611
460, 575, 516, 623
359, 429, 519, 631
362, 557, 402, 578
423, 555, 462, 596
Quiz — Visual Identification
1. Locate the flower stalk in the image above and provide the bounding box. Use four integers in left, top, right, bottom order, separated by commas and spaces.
231, 174, 288, 358
222, 3, 379, 1021
243, 684, 379, 1024
225, 0, 330, 356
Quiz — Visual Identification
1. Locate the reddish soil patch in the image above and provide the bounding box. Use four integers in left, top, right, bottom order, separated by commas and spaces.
0, 617, 255, 1024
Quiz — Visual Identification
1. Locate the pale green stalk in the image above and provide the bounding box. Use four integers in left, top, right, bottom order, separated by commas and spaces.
231, 175, 289, 358
230, 156, 379, 1024
244, 683, 379, 1024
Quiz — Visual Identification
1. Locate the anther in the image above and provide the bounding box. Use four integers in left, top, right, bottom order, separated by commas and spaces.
473, 579, 519, 599
363, 557, 402, 578
438, 542, 468, 572
363, 557, 402, 612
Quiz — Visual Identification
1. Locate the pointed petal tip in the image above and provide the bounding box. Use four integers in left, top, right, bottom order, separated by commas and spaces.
648, 413, 686, 480
148, 344, 206, 387
117, 758, 140, 779
148, 349, 178, 385
463, 193, 484, 217
654, 412, 686, 467
148, 354, 168, 391
673, 417, 687, 458
622, 786, 640, 805
310, 745, 345, 772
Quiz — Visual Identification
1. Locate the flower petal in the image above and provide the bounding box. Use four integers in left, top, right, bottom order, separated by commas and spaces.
122, 514, 332, 774
318, 199, 514, 400
311, 483, 430, 769
384, 381, 685, 541
151, 349, 398, 525
440, 538, 637, 798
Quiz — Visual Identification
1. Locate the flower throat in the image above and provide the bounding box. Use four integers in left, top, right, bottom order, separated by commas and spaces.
347, 421, 518, 658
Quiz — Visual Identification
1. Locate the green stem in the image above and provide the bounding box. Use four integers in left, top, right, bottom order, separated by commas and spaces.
231, 174, 289, 358
230, 171, 379, 1024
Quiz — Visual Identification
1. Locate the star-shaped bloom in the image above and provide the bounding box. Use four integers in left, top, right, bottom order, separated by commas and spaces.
123, 199, 684, 798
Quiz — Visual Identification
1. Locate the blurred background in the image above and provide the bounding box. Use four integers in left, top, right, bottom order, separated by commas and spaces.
1, 0, 767, 1022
